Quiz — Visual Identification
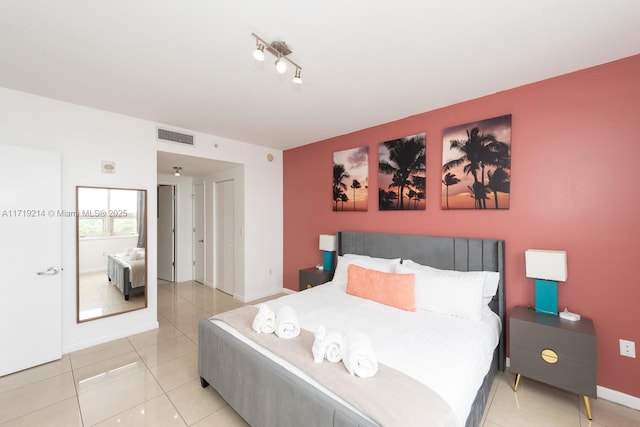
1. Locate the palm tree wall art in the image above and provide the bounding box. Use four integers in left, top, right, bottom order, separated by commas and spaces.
378, 133, 426, 210
441, 115, 511, 209
333, 146, 369, 211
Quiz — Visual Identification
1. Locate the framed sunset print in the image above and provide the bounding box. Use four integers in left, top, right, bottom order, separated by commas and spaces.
378, 133, 426, 211
333, 146, 369, 211
442, 115, 511, 210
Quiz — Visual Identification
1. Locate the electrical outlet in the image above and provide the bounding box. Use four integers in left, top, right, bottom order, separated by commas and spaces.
619, 339, 636, 358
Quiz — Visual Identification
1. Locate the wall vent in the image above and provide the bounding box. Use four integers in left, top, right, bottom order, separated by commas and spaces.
157, 128, 194, 146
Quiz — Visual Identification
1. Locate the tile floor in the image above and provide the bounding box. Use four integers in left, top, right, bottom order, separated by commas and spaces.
78, 271, 145, 321
1, 280, 639, 426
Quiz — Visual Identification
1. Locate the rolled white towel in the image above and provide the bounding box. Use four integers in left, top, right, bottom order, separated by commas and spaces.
324, 331, 345, 363
311, 325, 327, 363
343, 332, 378, 378
275, 305, 300, 339
251, 303, 276, 334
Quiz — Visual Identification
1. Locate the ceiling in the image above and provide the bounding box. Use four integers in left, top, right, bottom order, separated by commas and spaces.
157, 151, 239, 177
1, 1, 639, 154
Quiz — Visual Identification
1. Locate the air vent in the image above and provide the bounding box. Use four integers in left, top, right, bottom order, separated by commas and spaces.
157, 128, 194, 146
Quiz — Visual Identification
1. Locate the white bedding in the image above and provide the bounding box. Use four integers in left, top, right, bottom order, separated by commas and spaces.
111, 252, 145, 288
213, 282, 501, 426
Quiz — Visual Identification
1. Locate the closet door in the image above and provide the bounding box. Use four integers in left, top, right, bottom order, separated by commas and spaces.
193, 182, 205, 284
0, 144, 62, 376
157, 184, 175, 282
215, 179, 234, 295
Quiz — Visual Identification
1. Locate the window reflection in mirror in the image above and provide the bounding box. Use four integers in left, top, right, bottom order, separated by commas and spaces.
76, 186, 147, 322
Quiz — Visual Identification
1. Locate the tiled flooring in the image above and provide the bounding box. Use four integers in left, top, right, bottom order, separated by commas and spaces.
78, 271, 145, 321
1, 280, 639, 426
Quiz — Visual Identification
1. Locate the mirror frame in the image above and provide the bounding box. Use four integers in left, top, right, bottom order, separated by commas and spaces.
76, 186, 148, 323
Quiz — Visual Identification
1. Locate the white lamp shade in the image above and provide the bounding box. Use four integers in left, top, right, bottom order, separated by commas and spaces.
525, 249, 567, 281
319, 234, 337, 252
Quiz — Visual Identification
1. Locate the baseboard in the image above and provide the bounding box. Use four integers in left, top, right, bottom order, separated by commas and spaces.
597, 386, 640, 410
195, 280, 214, 289
62, 321, 159, 354
505, 357, 640, 409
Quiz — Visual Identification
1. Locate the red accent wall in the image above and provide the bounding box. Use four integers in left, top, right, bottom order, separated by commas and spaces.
283, 54, 640, 398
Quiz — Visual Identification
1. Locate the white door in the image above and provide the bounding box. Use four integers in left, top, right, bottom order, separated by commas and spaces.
215, 180, 235, 295
0, 144, 62, 376
193, 182, 205, 284
157, 185, 175, 281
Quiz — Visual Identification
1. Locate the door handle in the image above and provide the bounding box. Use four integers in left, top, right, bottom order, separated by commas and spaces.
37, 267, 62, 276
198, 239, 204, 243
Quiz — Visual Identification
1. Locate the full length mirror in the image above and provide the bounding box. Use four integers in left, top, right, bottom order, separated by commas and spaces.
76, 186, 147, 322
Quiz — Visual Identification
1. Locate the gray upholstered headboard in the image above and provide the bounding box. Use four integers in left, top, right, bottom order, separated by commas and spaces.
337, 231, 506, 371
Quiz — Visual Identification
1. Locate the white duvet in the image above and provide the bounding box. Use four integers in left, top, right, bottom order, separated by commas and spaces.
213, 282, 501, 426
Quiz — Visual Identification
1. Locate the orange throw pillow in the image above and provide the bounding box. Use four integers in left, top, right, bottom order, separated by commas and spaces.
346, 264, 416, 312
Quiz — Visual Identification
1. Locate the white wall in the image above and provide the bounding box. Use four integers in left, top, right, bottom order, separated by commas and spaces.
79, 236, 138, 272
158, 134, 283, 302
0, 87, 158, 352
0, 86, 284, 353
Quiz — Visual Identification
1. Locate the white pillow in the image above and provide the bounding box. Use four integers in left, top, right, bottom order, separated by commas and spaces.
402, 259, 499, 306
395, 263, 484, 321
332, 254, 401, 287
130, 248, 144, 260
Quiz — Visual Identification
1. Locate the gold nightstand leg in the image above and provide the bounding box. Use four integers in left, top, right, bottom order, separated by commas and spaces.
513, 373, 521, 391
583, 396, 592, 420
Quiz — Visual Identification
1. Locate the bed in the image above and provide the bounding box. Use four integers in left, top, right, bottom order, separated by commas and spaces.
107, 250, 146, 300
198, 231, 506, 427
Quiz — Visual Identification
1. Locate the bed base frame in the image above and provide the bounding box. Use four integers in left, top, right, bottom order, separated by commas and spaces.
107, 254, 143, 300
198, 231, 506, 427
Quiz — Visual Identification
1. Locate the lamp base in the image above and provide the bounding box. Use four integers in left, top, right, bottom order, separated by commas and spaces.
535, 279, 558, 315
322, 251, 334, 272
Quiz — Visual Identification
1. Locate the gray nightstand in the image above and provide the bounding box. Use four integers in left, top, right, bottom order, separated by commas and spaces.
298, 267, 333, 291
510, 306, 597, 420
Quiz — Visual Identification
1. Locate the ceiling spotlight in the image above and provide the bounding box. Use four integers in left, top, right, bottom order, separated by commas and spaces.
275, 57, 287, 74
173, 166, 182, 177
251, 32, 302, 84
253, 43, 265, 61
292, 67, 302, 84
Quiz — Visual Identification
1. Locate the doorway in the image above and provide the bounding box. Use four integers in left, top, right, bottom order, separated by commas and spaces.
157, 184, 175, 282
0, 144, 62, 376
193, 182, 205, 284
214, 179, 235, 295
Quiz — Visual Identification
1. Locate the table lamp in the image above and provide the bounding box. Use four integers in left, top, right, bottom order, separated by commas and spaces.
319, 234, 337, 272
525, 249, 567, 315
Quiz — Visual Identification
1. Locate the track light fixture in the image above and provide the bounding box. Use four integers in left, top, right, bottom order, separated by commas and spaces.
292, 67, 302, 84
253, 41, 265, 61
251, 32, 302, 84
173, 166, 182, 177
275, 56, 287, 74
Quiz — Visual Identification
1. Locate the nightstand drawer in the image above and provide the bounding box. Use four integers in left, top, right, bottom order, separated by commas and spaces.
510, 318, 596, 366
298, 268, 333, 291
510, 345, 596, 397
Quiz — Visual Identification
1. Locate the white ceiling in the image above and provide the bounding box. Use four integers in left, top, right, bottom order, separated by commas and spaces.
1, 0, 639, 153
157, 151, 239, 177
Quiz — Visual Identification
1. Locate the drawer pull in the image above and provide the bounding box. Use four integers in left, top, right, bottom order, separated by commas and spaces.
541, 348, 558, 364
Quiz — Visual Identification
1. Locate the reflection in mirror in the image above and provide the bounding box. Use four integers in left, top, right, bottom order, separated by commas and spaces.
76, 186, 147, 322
